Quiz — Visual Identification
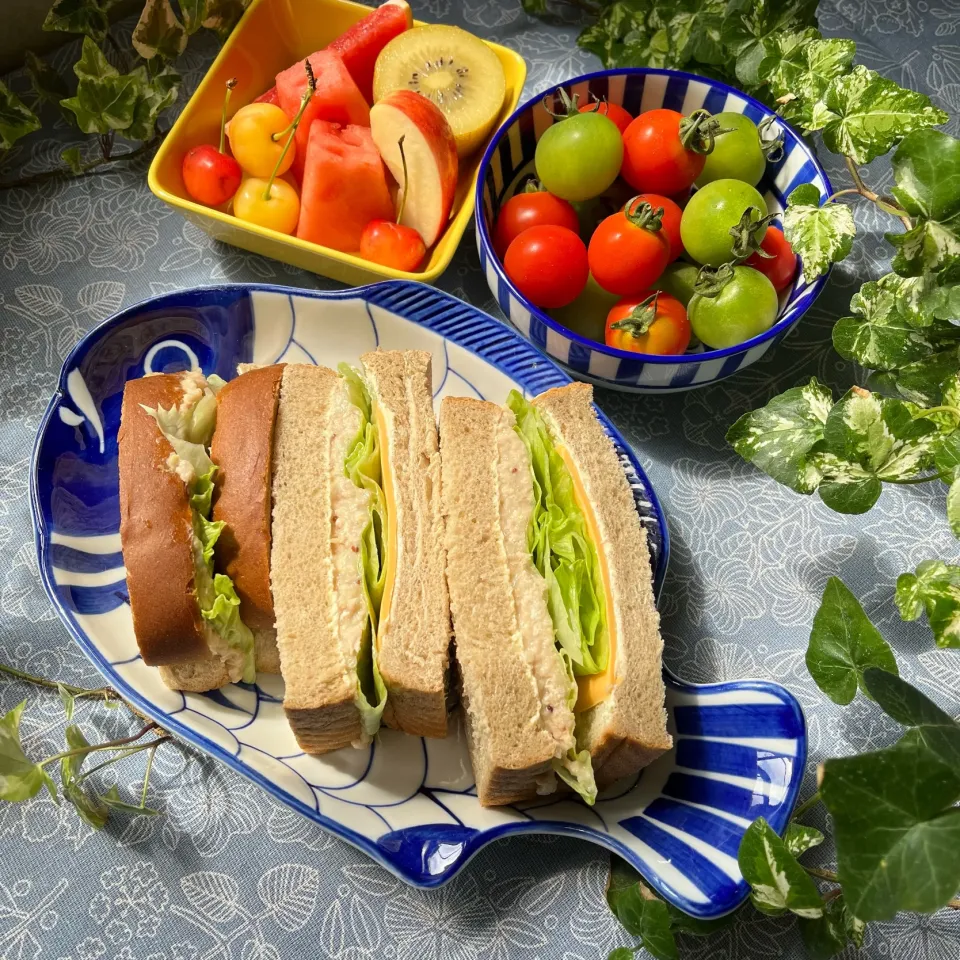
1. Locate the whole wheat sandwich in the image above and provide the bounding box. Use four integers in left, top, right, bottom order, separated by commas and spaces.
439, 383, 671, 806
117, 351, 450, 753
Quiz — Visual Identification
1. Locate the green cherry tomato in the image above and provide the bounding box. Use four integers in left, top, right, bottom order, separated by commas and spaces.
688, 266, 779, 349
696, 113, 766, 188
535, 95, 624, 202
549, 273, 621, 342
680, 179, 767, 266
655, 262, 700, 307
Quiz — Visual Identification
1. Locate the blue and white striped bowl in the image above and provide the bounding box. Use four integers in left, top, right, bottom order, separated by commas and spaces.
475, 68, 833, 393
32, 282, 805, 916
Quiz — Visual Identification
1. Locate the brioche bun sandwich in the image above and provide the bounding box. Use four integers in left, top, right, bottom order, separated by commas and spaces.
117, 350, 449, 755
439, 383, 670, 807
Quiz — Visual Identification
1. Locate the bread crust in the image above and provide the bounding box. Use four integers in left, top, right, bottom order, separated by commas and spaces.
534, 383, 671, 786
211, 364, 284, 673
361, 350, 450, 738
119, 375, 208, 667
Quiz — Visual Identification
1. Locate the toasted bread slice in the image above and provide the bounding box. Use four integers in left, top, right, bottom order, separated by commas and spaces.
362, 350, 450, 738
533, 383, 671, 786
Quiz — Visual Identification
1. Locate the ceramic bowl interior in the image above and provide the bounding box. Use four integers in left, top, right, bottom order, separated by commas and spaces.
475, 68, 833, 392
148, 0, 526, 286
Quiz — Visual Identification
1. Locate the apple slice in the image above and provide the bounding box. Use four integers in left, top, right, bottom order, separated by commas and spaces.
370, 90, 458, 248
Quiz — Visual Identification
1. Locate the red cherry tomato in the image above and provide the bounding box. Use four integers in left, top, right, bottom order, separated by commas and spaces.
587, 198, 671, 297
504, 225, 588, 309
745, 226, 798, 292
578, 99, 633, 134
360, 220, 427, 272
633, 192, 684, 261
182, 144, 242, 207
605, 291, 691, 355
493, 190, 580, 259
621, 109, 706, 195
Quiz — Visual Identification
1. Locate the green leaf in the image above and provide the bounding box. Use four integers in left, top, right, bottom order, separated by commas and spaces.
200, 0, 249, 41
24, 51, 71, 120
73, 35, 115, 80
895, 560, 960, 648
784, 822, 825, 857
608, 950, 636, 960
845, 907, 866, 948
757, 32, 855, 130
737, 817, 824, 919
799, 895, 849, 960
947, 476, 960, 537
0, 702, 55, 802
862, 667, 960, 768
821, 734, 960, 921
805, 577, 898, 705
888, 218, 960, 278
808, 65, 948, 164
782, 185, 855, 280
42, 0, 110, 41
720, 0, 819, 87
886, 347, 960, 406
179, 0, 207, 33
57, 684, 75, 721
127, 65, 180, 141
132, 0, 187, 60
726, 377, 833, 493
59, 725, 109, 829
0, 80, 41, 151
832, 277, 950, 370
61, 36, 138, 135
61, 146, 84, 173
892, 129, 960, 224
59, 723, 93, 784
101, 784, 159, 815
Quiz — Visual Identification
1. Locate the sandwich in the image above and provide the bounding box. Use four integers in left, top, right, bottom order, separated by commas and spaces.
439, 382, 670, 806
118, 350, 449, 755
118, 370, 257, 692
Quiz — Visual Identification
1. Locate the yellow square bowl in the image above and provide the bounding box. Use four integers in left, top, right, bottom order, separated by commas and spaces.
148, 0, 526, 286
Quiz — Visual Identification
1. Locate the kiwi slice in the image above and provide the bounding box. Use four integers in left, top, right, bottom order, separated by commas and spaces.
373, 24, 506, 158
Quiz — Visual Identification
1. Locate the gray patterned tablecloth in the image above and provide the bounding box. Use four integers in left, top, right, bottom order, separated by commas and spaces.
1, 2, 958, 958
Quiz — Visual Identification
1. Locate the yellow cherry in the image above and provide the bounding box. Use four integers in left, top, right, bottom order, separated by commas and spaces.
233, 178, 300, 234
226, 103, 296, 178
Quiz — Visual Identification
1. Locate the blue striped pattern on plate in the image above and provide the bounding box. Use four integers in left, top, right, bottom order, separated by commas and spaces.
475, 68, 833, 393
31, 282, 804, 917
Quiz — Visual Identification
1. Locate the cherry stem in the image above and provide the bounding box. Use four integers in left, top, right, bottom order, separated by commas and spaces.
263, 60, 315, 202
623, 197, 663, 232
610, 292, 660, 338
395, 135, 409, 224
219, 77, 237, 155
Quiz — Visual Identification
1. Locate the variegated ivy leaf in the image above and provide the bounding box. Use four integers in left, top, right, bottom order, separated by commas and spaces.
757, 31, 855, 131
0, 80, 41, 151
807, 65, 948, 164
126, 65, 180, 141
178, 0, 207, 34
0, 702, 55, 802
61, 37, 139, 135
737, 817, 824, 919
889, 271, 960, 327
42, 0, 112, 42
896, 560, 960, 647
73, 34, 115, 81
783, 822, 825, 857
880, 347, 960, 407
201, 0, 249, 41
24, 51, 71, 121
725, 376, 832, 494
133, 0, 187, 60
799, 895, 849, 959
947, 477, 960, 538
885, 129, 960, 277
782, 183, 855, 280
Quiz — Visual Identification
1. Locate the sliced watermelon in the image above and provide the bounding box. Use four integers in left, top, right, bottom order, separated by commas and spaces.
254, 86, 279, 105
297, 121, 394, 253
276, 50, 370, 183
329, 0, 412, 104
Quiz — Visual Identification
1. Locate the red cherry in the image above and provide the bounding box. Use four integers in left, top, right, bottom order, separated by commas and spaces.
360, 219, 427, 272
182, 145, 242, 207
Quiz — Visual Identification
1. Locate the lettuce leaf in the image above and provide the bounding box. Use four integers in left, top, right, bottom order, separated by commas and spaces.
339, 364, 388, 736
506, 391, 609, 677
202, 575, 255, 684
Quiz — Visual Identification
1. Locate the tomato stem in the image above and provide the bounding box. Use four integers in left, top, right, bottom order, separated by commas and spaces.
678, 109, 732, 155
757, 114, 785, 162
694, 262, 736, 298
610, 292, 660, 337
219, 77, 237, 155
396, 135, 409, 224
263, 60, 315, 202
623, 197, 663, 232
729, 206, 777, 260
543, 85, 580, 119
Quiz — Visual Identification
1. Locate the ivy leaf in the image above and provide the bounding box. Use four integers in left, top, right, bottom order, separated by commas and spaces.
61, 146, 85, 173
606, 879, 678, 959
720, 0, 819, 87
799, 895, 849, 960
947, 477, 960, 538
890, 271, 960, 327
42, 0, 111, 42
782, 184, 855, 280
883, 347, 960, 407
60, 724, 109, 829
821, 733, 960, 920
59, 723, 94, 784
862, 667, 960, 768
127, 65, 180, 141
24, 51, 71, 121
61, 38, 139, 134
757, 32, 855, 130
608, 950, 636, 960
73, 34, 116, 80
133, 0, 187, 60
783, 822, 825, 857
806, 577, 898, 705
807, 65, 948, 164
0, 80, 42, 151
896, 559, 960, 648
57, 684, 75, 721
738, 817, 823, 918
179, 0, 207, 33
0, 702, 55, 802
201, 0, 249, 41
726, 377, 833, 494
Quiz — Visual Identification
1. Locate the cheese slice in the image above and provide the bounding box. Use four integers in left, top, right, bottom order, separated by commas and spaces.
554, 443, 618, 712
375, 403, 397, 649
